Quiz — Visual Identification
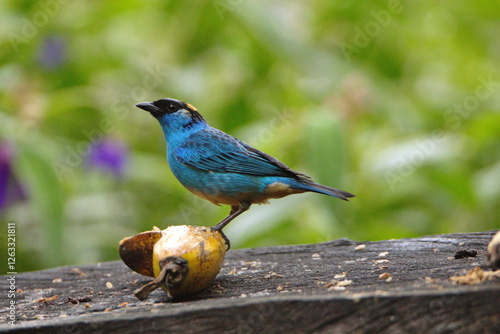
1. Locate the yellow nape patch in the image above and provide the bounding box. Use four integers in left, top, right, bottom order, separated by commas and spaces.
186, 103, 197, 111
264, 182, 304, 199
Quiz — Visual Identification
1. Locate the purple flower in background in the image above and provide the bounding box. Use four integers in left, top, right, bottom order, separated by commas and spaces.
86, 138, 129, 179
38, 36, 66, 69
0, 142, 28, 212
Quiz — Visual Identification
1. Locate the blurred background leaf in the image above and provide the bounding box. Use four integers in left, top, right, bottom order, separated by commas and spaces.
0, 0, 498, 271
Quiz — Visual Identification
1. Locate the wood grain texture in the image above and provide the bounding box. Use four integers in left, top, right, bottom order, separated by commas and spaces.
1, 230, 499, 333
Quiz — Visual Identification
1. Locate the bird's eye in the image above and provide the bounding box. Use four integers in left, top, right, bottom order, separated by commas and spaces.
166, 103, 177, 113
155, 99, 182, 114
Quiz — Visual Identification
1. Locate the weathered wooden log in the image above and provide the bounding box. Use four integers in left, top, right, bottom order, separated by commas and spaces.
1, 230, 499, 333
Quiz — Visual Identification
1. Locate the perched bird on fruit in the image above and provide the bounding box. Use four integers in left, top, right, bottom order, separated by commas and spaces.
136, 98, 355, 231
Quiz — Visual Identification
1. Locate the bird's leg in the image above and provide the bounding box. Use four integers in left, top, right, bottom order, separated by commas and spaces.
229, 205, 239, 215
211, 202, 251, 232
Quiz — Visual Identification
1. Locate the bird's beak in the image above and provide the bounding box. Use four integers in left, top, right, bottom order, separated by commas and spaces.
135, 102, 160, 115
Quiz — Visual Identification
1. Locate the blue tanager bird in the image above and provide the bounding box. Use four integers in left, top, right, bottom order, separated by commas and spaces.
136, 98, 355, 232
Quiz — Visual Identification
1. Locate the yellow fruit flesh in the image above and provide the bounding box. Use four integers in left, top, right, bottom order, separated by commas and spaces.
151, 225, 227, 297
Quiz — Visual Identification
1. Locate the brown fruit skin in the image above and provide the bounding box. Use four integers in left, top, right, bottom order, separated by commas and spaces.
119, 229, 162, 277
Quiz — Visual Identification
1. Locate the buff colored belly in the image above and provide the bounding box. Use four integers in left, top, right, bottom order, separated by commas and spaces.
186, 181, 304, 206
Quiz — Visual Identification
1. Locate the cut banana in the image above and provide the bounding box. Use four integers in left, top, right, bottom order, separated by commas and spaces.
119, 225, 229, 301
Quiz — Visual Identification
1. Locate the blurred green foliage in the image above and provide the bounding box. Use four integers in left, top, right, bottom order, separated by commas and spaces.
0, 0, 498, 272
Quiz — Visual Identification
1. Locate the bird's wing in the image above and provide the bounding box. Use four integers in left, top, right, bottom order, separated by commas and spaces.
174, 129, 311, 180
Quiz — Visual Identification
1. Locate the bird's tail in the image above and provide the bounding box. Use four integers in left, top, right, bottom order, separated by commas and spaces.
293, 181, 355, 201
